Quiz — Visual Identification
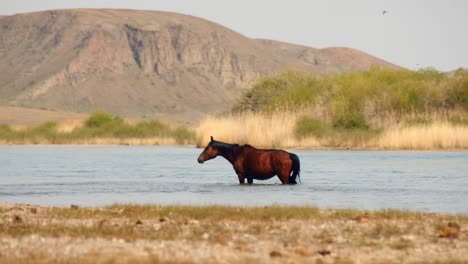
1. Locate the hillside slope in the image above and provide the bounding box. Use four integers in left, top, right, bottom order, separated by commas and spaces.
0, 9, 399, 122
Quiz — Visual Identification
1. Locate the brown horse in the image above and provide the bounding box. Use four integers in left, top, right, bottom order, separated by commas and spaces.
197, 136, 300, 184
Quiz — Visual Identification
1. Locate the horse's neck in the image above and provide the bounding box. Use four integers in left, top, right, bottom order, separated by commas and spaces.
217, 143, 238, 164
220, 144, 253, 165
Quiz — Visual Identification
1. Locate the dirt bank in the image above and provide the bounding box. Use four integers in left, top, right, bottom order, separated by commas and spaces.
1, 203, 467, 263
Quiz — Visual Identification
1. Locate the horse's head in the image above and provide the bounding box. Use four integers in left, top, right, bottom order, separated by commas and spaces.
197, 136, 220, 164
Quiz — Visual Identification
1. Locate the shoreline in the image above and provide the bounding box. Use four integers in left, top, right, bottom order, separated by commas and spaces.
1, 142, 468, 151
1, 202, 467, 263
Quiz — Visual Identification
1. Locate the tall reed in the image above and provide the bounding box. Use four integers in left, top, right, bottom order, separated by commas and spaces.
195, 112, 320, 148
195, 111, 468, 150
373, 122, 468, 150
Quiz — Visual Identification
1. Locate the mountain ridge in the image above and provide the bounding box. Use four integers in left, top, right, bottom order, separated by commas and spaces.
0, 9, 400, 123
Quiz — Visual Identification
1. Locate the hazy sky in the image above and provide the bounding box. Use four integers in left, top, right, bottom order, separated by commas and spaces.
1, 0, 467, 71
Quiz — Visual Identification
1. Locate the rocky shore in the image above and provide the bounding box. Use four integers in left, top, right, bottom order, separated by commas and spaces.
1, 202, 467, 263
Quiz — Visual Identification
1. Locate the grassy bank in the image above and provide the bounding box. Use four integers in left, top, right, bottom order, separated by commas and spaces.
196, 112, 468, 149
0, 111, 195, 145
197, 69, 468, 149
2, 69, 467, 149
1, 203, 467, 263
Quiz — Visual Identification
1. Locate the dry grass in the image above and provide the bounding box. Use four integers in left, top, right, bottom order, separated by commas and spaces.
196, 112, 468, 150
1, 203, 468, 263
373, 122, 468, 150
0, 106, 86, 126
3, 109, 468, 149
0, 137, 177, 146
0, 111, 194, 145
196, 112, 320, 148
54, 137, 178, 146
48, 204, 321, 221
56, 118, 84, 133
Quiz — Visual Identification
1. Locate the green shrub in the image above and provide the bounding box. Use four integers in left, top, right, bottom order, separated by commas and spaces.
84, 111, 115, 128
333, 113, 369, 130
0, 112, 195, 144
172, 126, 195, 144
25, 121, 59, 141
405, 117, 432, 126
448, 71, 468, 106
233, 77, 288, 112
449, 116, 468, 126
294, 117, 330, 139
233, 68, 468, 128
0, 124, 14, 140
134, 120, 171, 137
232, 71, 312, 112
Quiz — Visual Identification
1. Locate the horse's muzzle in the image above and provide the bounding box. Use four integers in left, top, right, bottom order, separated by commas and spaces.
197, 157, 204, 164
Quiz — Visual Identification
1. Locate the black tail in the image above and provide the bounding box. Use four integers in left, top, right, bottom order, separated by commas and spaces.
289, 153, 301, 184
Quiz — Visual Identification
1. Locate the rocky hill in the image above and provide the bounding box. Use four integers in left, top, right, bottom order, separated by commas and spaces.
0, 9, 399, 122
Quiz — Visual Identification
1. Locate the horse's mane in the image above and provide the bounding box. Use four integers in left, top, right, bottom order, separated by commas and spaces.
212, 141, 262, 153
212, 141, 239, 153
242, 144, 280, 151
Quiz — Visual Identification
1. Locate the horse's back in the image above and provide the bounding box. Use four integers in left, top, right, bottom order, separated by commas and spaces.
243, 146, 289, 161
242, 147, 292, 179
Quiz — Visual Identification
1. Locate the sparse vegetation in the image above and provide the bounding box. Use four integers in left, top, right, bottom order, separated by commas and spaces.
1, 203, 467, 263
0, 111, 195, 145
197, 68, 468, 149
294, 117, 330, 139
2, 69, 468, 149
234, 68, 468, 118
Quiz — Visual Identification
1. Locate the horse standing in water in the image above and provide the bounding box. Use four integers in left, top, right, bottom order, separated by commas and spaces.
197, 137, 300, 184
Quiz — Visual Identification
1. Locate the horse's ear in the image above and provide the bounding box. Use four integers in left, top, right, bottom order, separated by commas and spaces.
210, 136, 214, 142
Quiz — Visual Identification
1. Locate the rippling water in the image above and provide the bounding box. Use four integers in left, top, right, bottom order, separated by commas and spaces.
1, 146, 467, 214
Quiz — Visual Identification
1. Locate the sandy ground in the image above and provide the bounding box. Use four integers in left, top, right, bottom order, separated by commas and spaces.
0, 106, 86, 127
0, 202, 467, 263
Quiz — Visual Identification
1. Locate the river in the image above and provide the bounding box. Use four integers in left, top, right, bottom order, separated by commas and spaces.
1, 146, 467, 214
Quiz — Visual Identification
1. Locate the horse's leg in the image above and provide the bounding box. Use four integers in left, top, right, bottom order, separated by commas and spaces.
274, 163, 289, 184
278, 174, 288, 184
236, 172, 245, 184
280, 166, 294, 184
277, 158, 295, 184
247, 176, 253, 184
275, 168, 288, 184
